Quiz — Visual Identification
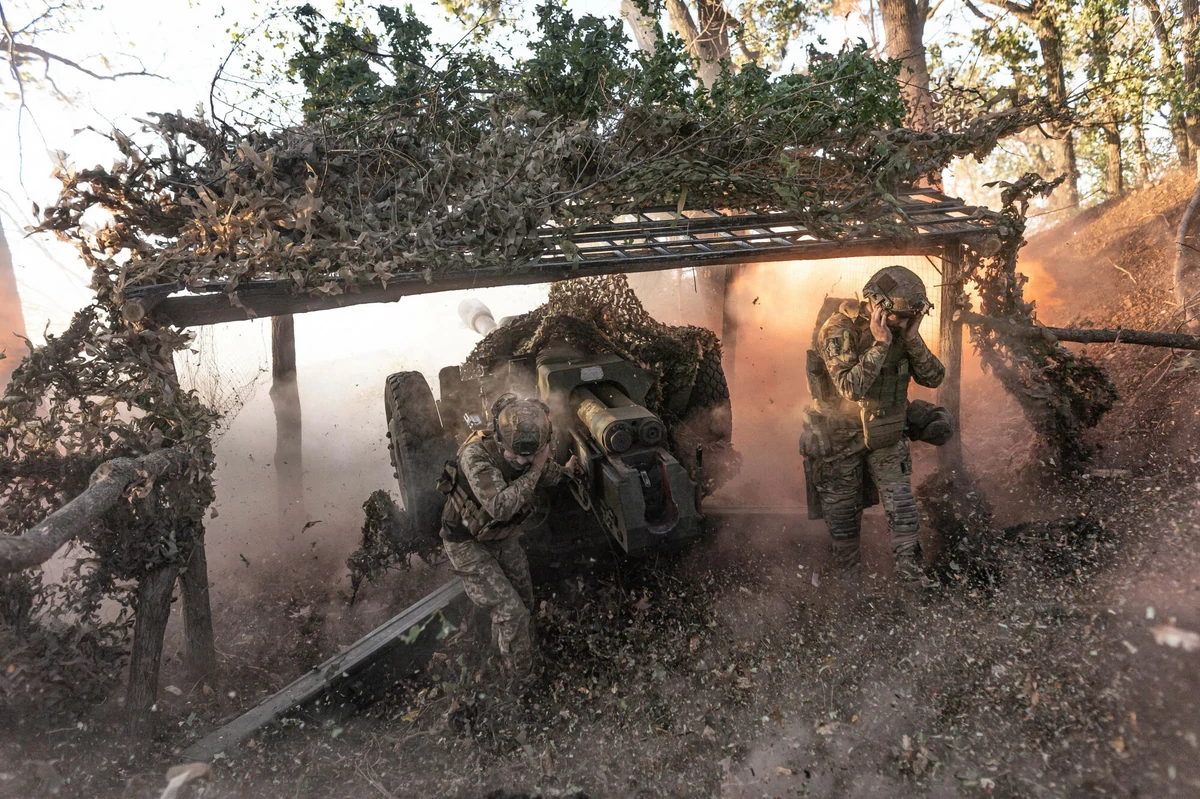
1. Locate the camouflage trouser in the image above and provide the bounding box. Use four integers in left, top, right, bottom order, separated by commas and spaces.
442, 534, 536, 676
812, 435, 920, 554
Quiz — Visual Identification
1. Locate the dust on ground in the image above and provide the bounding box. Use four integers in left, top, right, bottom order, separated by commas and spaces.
2, 175, 1200, 798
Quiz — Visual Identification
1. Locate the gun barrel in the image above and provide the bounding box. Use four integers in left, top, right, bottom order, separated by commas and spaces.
458, 298, 497, 336
575, 389, 635, 454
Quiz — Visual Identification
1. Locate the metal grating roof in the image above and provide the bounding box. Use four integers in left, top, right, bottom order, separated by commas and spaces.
124, 188, 999, 327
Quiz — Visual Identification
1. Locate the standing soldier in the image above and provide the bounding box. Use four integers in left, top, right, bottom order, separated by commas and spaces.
801, 266, 951, 581
437, 394, 576, 683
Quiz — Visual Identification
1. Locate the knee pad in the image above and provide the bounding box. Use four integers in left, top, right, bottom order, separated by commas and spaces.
884, 483, 920, 534
823, 501, 863, 542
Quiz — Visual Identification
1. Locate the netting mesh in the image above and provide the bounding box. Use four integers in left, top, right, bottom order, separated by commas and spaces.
465, 274, 719, 419
464, 274, 739, 491
173, 323, 270, 438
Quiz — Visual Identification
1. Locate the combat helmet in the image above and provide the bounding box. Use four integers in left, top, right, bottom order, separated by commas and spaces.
863, 265, 932, 317
492, 394, 553, 456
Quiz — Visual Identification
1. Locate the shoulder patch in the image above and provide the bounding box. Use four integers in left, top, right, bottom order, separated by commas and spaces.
827, 336, 843, 356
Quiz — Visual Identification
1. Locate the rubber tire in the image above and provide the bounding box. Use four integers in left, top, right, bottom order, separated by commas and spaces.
688, 349, 731, 409
384, 372, 456, 543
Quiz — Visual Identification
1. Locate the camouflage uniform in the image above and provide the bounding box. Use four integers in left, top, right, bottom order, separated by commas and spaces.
807, 299, 945, 576
440, 430, 566, 677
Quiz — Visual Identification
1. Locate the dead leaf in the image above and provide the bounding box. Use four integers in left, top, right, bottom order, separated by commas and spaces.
163, 685, 183, 696
159, 763, 210, 799
1111, 736, 1125, 754
775, 766, 794, 775
1151, 625, 1200, 652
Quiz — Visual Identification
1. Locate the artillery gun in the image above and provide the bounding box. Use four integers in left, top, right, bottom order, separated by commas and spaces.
383, 299, 735, 558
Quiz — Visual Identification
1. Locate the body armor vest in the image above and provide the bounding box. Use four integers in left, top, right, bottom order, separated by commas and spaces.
804, 302, 911, 451
858, 334, 910, 450
438, 432, 529, 542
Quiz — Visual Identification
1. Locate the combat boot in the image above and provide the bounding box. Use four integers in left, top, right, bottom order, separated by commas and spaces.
830, 538, 863, 581
892, 541, 926, 584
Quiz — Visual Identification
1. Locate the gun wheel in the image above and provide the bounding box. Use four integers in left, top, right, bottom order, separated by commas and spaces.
384, 371, 456, 546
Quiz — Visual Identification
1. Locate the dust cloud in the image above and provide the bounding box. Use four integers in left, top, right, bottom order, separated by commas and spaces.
191, 287, 547, 607
189, 256, 1047, 618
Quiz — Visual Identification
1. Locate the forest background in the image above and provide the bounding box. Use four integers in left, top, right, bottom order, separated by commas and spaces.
3, 0, 1200, 372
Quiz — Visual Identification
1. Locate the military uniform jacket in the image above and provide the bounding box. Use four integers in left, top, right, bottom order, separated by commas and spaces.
816, 300, 945, 422
440, 431, 567, 543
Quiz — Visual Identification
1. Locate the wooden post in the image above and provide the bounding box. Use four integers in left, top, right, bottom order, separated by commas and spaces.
179, 533, 217, 681
162, 351, 219, 682
271, 315, 304, 528
937, 243, 965, 472
720, 264, 744, 388
127, 563, 180, 739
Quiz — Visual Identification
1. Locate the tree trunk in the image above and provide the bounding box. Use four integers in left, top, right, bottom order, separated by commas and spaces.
880, 0, 932, 129
620, 0, 659, 54
1184, 0, 1200, 169
0, 448, 188, 575
127, 563, 179, 739
1133, 107, 1151, 186
1103, 125, 1123, 196
0, 220, 28, 393
271, 315, 304, 529
1175, 179, 1200, 327
179, 534, 217, 681
665, 0, 731, 86
1139, 0, 1192, 168
1033, 8, 1079, 205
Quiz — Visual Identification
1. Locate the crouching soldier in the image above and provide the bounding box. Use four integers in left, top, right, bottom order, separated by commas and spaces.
438, 394, 576, 682
801, 266, 952, 582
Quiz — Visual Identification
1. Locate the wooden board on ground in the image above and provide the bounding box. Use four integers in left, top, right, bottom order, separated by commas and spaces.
180, 578, 467, 762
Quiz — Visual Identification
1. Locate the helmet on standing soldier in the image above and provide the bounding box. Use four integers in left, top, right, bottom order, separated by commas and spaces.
863, 266, 932, 317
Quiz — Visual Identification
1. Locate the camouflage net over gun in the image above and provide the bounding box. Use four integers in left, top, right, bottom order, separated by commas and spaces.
465, 274, 741, 493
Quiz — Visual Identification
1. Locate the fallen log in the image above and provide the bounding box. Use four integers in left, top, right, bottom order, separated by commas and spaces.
180, 578, 468, 761
0, 447, 188, 574
956, 310, 1200, 351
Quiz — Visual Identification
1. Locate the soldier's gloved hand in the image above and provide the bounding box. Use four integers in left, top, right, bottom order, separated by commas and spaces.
564, 454, 581, 476
903, 313, 923, 342
870, 305, 893, 345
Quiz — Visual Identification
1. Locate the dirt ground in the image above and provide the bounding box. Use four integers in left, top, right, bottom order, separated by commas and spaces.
2, 174, 1199, 798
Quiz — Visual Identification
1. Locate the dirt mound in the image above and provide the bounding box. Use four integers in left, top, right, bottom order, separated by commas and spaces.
1022, 171, 1200, 472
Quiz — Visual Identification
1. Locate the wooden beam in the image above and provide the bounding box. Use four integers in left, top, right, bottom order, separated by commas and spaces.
149, 238, 954, 328
180, 578, 467, 761
271, 315, 304, 527
958, 310, 1200, 351
937, 244, 965, 472
0, 448, 188, 574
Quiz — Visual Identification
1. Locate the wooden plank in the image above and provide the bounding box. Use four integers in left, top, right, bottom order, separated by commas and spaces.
937, 244, 965, 472
179, 578, 466, 762
152, 236, 957, 328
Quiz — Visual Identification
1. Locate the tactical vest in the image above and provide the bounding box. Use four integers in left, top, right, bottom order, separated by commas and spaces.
804, 300, 910, 451
859, 336, 910, 450
437, 432, 529, 542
